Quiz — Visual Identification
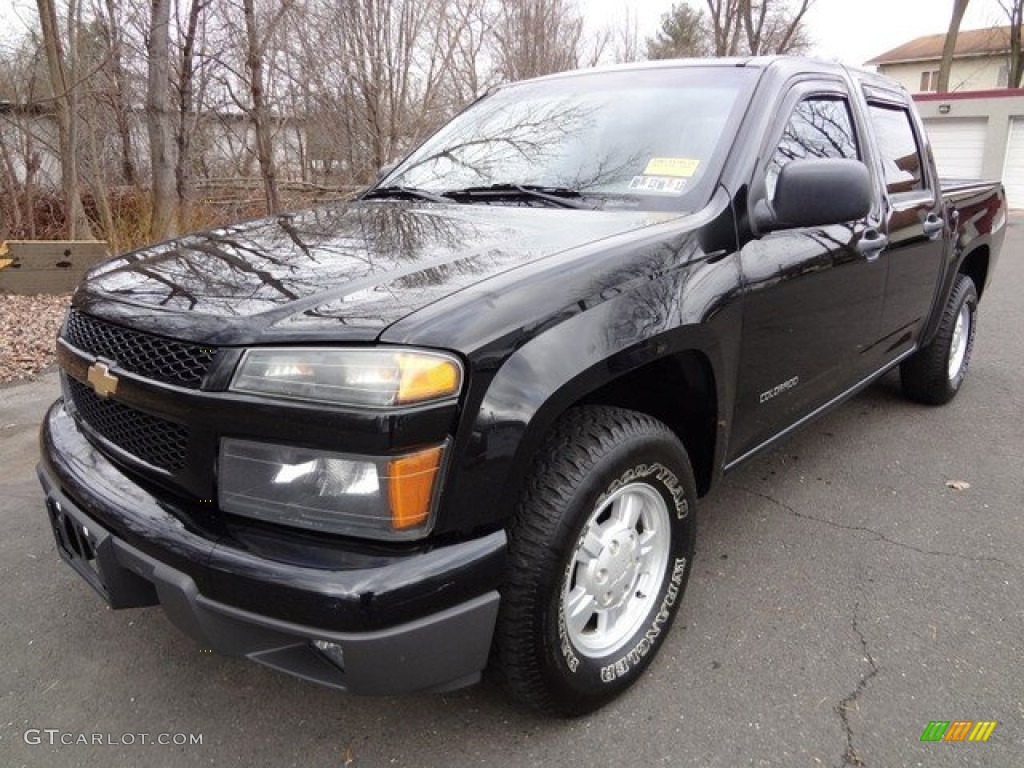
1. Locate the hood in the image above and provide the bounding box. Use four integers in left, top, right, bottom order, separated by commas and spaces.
74, 201, 673, 345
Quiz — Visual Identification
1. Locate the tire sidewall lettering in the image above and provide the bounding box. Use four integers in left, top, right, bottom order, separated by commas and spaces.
556, 459, 691, 679
556, 584, 581, 673
597, 462, 688, 520
599, 556, 687, 684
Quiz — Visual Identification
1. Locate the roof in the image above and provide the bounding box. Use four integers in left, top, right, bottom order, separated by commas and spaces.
506, 57, 914, 103
866, 26, 1011, 65
511, 55, 847, 88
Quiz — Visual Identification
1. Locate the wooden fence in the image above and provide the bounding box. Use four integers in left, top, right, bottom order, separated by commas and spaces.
0, 241, 110, 294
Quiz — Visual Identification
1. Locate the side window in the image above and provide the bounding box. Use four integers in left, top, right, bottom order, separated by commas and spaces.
868, 103, 925, 195
766, 96, 859, 199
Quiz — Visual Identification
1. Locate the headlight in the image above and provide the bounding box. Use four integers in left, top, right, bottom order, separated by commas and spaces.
230, 348, 462, 407
219, 438, 446, 539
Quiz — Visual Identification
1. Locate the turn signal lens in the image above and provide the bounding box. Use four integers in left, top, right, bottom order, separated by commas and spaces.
397, 354, 461, 405
231, 348, 462, 408
388, 445, 444, 530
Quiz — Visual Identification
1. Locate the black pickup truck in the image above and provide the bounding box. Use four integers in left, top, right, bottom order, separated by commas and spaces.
37, 57, 1005, 715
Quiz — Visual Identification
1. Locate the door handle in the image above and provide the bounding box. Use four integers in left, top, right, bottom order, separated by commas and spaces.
922, 213, 944, 238
857, 228, 888, 260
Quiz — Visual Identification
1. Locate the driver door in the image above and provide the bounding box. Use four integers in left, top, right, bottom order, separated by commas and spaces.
728, 82, 888, 465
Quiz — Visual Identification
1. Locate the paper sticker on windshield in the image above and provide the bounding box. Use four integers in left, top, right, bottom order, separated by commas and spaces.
629, 175, 687, 195
643, 157, 700, 178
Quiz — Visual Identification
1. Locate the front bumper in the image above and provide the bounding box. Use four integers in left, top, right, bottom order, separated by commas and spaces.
38, 401, 505, 694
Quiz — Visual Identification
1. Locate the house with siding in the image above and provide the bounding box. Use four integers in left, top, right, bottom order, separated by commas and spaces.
867, 26, 1024, 208
866, 26, 1013, 93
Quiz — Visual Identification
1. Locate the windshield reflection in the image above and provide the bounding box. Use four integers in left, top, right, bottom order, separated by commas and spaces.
382, 68, 756, 210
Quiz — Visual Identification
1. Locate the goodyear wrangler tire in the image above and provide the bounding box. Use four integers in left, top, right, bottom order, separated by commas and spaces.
494, 406, 696, 716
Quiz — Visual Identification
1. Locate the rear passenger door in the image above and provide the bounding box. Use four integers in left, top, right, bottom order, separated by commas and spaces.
865, 93, 946, 361
730, 80, 888, 463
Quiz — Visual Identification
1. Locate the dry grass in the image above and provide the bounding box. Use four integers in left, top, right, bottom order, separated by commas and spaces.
87, 188, 272, 254
2, 183, 355, 256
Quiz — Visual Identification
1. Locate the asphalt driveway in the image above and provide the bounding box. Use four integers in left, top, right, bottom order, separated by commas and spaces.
2, 221, 1022, 767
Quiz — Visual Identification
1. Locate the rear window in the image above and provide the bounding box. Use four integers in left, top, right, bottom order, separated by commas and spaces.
868, 104, 926, 195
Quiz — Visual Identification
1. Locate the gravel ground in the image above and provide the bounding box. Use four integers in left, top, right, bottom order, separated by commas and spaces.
0, 294, 71, 384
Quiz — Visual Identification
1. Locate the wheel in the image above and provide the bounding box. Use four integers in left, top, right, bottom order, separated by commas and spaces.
900, 273, 978, 405
493, 405, 696, 716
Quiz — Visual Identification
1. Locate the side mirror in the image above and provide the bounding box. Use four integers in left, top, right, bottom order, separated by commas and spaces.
754, 158, 872, 233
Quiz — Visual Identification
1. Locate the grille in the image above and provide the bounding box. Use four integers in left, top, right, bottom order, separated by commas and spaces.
66, 377, 189, 471
64, 310, 216, 389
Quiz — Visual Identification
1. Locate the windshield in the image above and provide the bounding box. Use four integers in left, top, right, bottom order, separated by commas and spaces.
381, 67, 757, 211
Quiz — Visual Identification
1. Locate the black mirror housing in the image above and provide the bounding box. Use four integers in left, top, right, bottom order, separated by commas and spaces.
755, 158, 872, 232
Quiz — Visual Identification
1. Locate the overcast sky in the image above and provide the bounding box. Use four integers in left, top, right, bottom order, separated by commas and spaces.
807, 0, 1006, 63
590, 0, 1009, 66
0, 0, 1015, 67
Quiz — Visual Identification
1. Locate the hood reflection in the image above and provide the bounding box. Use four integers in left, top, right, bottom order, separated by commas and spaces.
77, 202, 669, 344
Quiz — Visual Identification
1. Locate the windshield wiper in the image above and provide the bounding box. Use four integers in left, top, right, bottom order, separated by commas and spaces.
442, 184, 589, 209
362, 185, 452, 204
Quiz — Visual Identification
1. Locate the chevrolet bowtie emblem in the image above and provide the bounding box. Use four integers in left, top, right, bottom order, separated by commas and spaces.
86, 361, 119, 398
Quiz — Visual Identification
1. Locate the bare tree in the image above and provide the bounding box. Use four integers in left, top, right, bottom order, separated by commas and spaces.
493, 0, 585, 81
80, 68, 118, 246
147, 0, 178, 237
291, 0, 498, 183
705, 0, 813, 56
741, 0, 812, 55
0, 37, 48, 239
240, 0, 293, 214
1001, 1, 1024, 88
95, 0, 141, 186
174, 0, 211, 226
612, 7, 642, 63
402, 1, 487, 138
938, 1, 971, 93
36, 0, 94, 238
705, 0, 742, 55
441, 0, 501, 101
337, 0, 429, 171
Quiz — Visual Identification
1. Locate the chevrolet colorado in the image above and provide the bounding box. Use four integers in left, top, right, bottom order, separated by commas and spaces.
37, 57, 1006, 715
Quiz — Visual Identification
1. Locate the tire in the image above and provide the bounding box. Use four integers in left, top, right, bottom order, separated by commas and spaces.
900, 273, 978, 405
493, 405, 696, 716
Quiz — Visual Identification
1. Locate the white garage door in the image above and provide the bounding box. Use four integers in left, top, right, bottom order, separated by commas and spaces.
1002, 117, 1024, 209
923, 118, 987, 180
